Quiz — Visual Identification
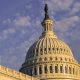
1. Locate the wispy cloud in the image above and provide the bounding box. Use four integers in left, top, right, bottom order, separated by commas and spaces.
0, 28, 16, 40
70, 2, 80, 15
55, 16, 80, 32
13, 16, 31, 27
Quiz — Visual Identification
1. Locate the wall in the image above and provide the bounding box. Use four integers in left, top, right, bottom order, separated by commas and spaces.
0, 65, 38, 80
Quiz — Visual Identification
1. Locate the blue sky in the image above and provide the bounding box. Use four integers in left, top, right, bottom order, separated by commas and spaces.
0, 0, 80, 70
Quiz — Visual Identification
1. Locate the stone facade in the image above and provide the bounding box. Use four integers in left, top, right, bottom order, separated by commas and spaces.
0, 65, 38, 80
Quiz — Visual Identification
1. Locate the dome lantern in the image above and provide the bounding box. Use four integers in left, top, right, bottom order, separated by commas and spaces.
41, 4, 54, 33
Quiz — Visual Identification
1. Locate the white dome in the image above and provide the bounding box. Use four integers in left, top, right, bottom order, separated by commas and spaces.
20, 4, 80, 80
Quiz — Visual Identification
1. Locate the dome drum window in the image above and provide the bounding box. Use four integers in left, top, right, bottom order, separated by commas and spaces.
48, 48, 50, 51
55, 65, 58, 73
39, 65, 42, 74
44, 57, 47, 61
50, 57, 52, 61
69, 67, 72, 74
36, 49, 38, 53
65, 66, 68, 73
50, 65, 53, 73
55, 57, 58, 61
73, 68, 74, 74
56, 48, 58, 51
34, 67, 37, 75
44, 65, 48, 74
53, 48, 54, 51
40, 48, 42, 52
44, 48, 46, 51
60, 58, 63, 61
39, 58, 42, 61
60, 65, 63, 73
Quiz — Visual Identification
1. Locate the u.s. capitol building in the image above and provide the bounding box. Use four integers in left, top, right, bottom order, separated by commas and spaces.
0, 4, 80, 80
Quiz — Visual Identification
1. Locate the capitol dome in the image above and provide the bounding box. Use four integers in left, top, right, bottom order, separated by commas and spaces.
20, 4, 80, 80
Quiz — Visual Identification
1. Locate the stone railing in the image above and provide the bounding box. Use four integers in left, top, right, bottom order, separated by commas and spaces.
0, 65, 38, 80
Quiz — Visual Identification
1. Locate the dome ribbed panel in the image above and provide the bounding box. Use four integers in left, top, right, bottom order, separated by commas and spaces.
25, 36, 73, 60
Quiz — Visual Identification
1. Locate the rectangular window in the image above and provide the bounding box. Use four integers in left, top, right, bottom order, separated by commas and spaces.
39, 65, 42, 74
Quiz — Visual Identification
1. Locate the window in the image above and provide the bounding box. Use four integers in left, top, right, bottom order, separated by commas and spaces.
40, 48, 42, 51
53, 48, 54, 50
60, 58, 62, 61
55, 57, 58, 60
69, 67, 71, 74
60, 48, 62, 51
65, 58, 67, 61
50, 65, 53, 73
36, 49, 38, 56
50, 57, 52, 61
34, 67, 37, 75
55, 65, 58, 73
44, 48, 46, 51
65, 66, 68, 73
40, 48, 42, 55
39, 58, 42, 61
56, 48, 58, 51
69, 59, 71, 61
73, 68, 74, 74
64, 49, 65, 51
49, 48, 50, 51
60, 65, 63, 73
44, 65, 48, 74
39, 65, 42, 74
36, 49, 38, 53
44, 57, 47, 61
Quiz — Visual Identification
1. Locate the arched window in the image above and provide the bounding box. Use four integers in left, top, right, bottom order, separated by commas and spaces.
69, 67, 71, 74
40, 48, 42, 52
55, 57, 58, 60
39, 58, 42, 61
50, 65, 53, 73
60, 58, 63, 61
65, 58, 67, 61
49, 48, 50, 51
40, 48, 42, 55
65, 66, 68, 73
56, 48, 58, 51
73, 68, 74, 74
39, 65, 42, 74
50, 57, 52, 61
44, 65, 48, 74
55, 65, 58, 73
44, 57, 47, 61
60, 65, 63, 73
34, 67, 37, 75
36, 49, 38, 53
53, 48, 54, 50
60, 48, 62, 51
